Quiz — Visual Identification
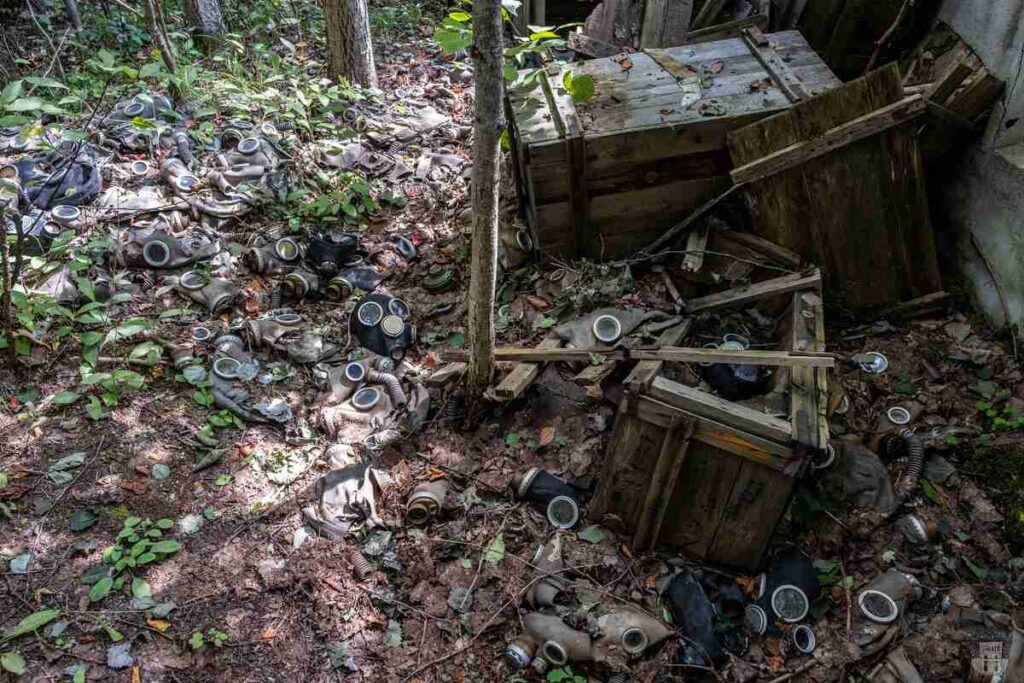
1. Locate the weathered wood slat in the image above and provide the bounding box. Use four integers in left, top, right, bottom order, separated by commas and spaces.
727, 63, 941, 309
649, 376, 793, 443
730, 95, 926, 184
568, 32, 627, 59
686, 14, 768, 44
927, 60, 972, 105
635, 395, 794, 465
692, 0, 730, 30
947, 70, 1004, 121
788, 289, 827, 449
573, 360, 617, 386
684, 269, 821, 312
632, 418, 695, 551
493, 338, 562, 400
715, 230, 803, 268
640, 0, 693, 48
452, 346, 833, 368
741, 26, 810, 101
625, 320, 693, 392
705, 458, 794, 565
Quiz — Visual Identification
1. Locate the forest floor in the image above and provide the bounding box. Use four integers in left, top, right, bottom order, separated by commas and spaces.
2, 2, 1024, 682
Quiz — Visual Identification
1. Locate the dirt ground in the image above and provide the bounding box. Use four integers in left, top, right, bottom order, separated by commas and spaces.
2, 4, 1024, 683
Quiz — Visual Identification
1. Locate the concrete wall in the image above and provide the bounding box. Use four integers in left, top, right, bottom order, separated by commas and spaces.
940, 0, 1024, 148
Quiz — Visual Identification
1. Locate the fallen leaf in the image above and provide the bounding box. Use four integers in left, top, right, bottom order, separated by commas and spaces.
620, 544, 633, 560
708, 60, 724, 74
146, 619, 170, 632
618, 57, 634, 71
0, 484, 29, 500
425, 467, 446, 481
132, 666, 141, 683
524, 295, 550, 310
236, 442, 257, 458
578, 525, 603, 543
749, 78, 772, 92
260, 626, 276, 641
658, 108, 674, 116
645, 573, 657, 589
121, 480, 148, 495
538, 426, 555, 447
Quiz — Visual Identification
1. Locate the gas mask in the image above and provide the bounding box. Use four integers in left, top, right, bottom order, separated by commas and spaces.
350, 293, 415, 360
245, 311, 340, 364
553, 308, 670, 350
244, 237, 303, 276
170, 270, 237, 314
302, 464, 385, 539
8, 210, 63, 256
120, 227, 221, 270
307, 230, 366, 275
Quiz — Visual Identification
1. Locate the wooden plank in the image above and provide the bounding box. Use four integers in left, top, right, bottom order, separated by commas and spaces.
425, 363, 467, 388
684, 269, 821, 312
589, 407, 669, 528
573, 361, 617, 386
681, 221, 711, 273
947, 71, 1004, 121
715, 230, 803, 269
640, 183, 743, 256
493, 338, 562, 400
635, 395, 795, 466
728, 64, 941, 309
649, 376, 792, 443
927, 60, 972, 105
448, 346, 833, 368
624, 319, 693, 393
685, 14, 768, 44
729, 95, 926, 184
705, 458, 794, 568
568, 32, 626, 59
640, 0, 693, 48
692, 0, 730, 30
658, 439, 743, 558
741, 26, 810, 101
633, 418, 695, 551
788, 289, 826, 449
873, 291, 950, 320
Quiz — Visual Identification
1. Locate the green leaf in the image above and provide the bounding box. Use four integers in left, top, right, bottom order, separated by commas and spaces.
2, 608, 60, 642
893, 375, 917, 396
70, 509, 98, 532
970, 379, 999, 398
215, 474, 232, 487
152, 463, 170, 480
449, 10, 471, 21
920, 478, 941, 505
505, 431, 521, 447
963, 556, 988, 580
85, 395, 105, 421
137, 552, 156, 565
102, 320, 150, 349
124, 516, 142, 528
139, 62, 163, 79
535, 316, 557, 329
565, 73, 595, 103
72, 664, 87, 683
103, 624, 123, 642
52, 391, 80, 405
89, 576, 113, 603
131, 577, 151, 599
156, 518, 174, 529
192, 389, 214, 407
6, 96, 44, 112
150, 540, 181, 554
577, 525, 603, 543
448, 332, 466, 348
189, 631, 205, 650
483, 534, 505, 564
24, 76, 67, 90
1, 79, 24, 106
0, 651, 26, 675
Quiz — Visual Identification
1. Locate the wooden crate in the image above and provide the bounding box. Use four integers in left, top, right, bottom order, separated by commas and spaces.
590, 282, 827, 570
507, 29, 841, 259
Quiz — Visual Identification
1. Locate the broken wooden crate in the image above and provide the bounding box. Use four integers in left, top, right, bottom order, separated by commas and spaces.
589, 275, 828, 570
507, 29, 841, 259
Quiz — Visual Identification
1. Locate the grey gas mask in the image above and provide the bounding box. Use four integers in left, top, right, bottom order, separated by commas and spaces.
243, 237, 303, 276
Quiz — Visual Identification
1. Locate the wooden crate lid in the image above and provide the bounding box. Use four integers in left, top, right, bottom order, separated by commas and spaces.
509, 30, 841, 145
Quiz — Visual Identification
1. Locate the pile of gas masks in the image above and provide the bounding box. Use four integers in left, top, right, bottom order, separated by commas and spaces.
244, 230, 383, 303
313, 354, 429, 451
507, 536, 674, 676
99, 95, 178, 152
5, 144, 102, 211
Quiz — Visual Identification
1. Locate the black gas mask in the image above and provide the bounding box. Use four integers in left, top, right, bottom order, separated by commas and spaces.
350, 293, 415, 360
308, 230, 366, 275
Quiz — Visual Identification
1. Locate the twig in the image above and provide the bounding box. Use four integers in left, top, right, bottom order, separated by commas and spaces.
768, 659, 819, 683
459, 511, 512, 611
28, 27, 71, 92
863, 0, 914, 75
107, 0, 144, 16
841, 560, 852, 638
25, 0, 66, 76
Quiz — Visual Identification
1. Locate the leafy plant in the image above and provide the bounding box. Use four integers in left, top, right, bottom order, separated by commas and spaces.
0, 77, 76, 127
547, 667, 586, 683
190, 627, 229, 650
89, 517, 180, 603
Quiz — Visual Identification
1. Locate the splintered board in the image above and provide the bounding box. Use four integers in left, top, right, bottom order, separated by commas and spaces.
727, 63, 941, 310
507, 30, 841, 259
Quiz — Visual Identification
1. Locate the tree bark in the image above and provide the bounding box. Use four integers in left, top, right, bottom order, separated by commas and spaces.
64, 0, 83, 32
463, 0, 504, 426
184, 0, 224, 51
144, 0, 177, 73
324, 0, 378, 89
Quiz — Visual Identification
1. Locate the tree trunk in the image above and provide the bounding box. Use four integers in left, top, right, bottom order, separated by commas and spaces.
64, 0, 83, 32
324, 0, 377, 89
463, 0, 504, 426
184, 0, 224, 51
144, 0, 177, 72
